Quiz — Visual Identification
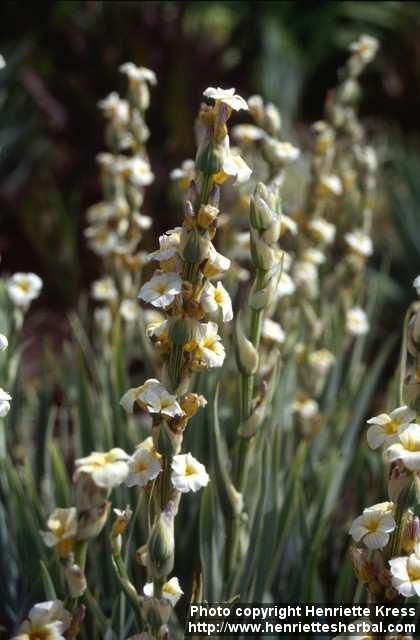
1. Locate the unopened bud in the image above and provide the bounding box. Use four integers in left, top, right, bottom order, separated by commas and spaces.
148, 505, 175, 580
196, 140, 223, 175
250, 230, 276, 270
235, 315, 258, 375
182, 229, 210, 264
264, 103, 281, 135
169, 317, 194, 346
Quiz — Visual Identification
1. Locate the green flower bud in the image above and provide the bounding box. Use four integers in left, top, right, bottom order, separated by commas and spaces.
182, 229, 210, 264
250, 229, 276, 270
168, 317, 194, 346
262, 218, 281, 244
148, 506, 175, 581
196, 140, 223, 175
235, 315, 258, 375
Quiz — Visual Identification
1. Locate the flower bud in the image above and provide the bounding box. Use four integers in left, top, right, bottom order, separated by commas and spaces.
143, 597, 171, 631
148, 505, 175, 580
249, 277, 276, 310
74, 473, 109, 511
250, 230, 276, 270
250, 191, 275, 231
168, 317, 194, 346
195, 140, 223, 175
262, 218, 281, 244
155, 421, 182, 457
182, 229, 210, 264
235, 316, 258, 375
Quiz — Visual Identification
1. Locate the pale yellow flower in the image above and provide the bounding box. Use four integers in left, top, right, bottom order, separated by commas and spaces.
200, 281, 233, 321
41, 507, 77, 558
120, 378, 183, 418
203, 87, 248, 111
171, 453, 209, 493
74, 448, 129, 489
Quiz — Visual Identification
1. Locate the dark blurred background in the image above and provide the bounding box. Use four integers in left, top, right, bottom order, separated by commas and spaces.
1, 0, 420, 315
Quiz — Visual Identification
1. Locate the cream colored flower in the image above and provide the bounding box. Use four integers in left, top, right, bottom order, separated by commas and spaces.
120, 299, 139, 322
170, 160, 195, 188
139, 271, 182, 308
91, 276, 118, 302
41, 508, 77, 558
121, 157, 154, 187
308, 218, 336, 244
308, 349, 335, 375
74, 448, 129, 489
349, 502, 395, 549
12, 600, 71, 640
120, 378, 183, 418
302, 248, 325, 265
98, 92, 129, 124
0, 388, 11, 417
126, 447, 162, 488
148, 229, 181, 262
293, 398, 319, 420
203, 244, 231, 279
194, 322, 225, 368
0, 334, 8, 351
171, 453, 209, 493
232, 124, 265, 143
200, 281, 233, 321
385, 423, 420, 471
276, 272, 296, 298
344, 229, 373, 257
281, 214, 298, 236
320, 174, 342, 196
119, 63, 157, 85
262, 318, 285, 344
221, 151, 252, 184
350, 35, 379, 64
264, 139, 300, 164
366, 406, 416, 450
143, 576, 183, 606
346, 307, 369, 336
203, 87, 248, 111
293, 261, 318, 296
85, 224, 119, 255
413, 274, 420, 296
389, 549, 420, 597
7, 273, 43, 307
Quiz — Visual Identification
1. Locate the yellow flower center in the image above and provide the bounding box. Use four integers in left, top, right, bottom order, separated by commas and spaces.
136, 461, 148, 473
18, 282, 30, 293
29, 627, 52, 640
384, 420, 399, 435
214, 289, 224, 305
184, 464, 196, 477
155, 283, 168, 295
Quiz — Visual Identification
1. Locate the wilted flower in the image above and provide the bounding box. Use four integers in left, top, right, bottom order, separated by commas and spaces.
143, 576, 183, 606
119, 63, 157, 86
120, 379, 183, 417
171, 453, 209, 493
264, 139, 300, 164
232, 124, 265, 143
148, 229, 181, 262
350, 34, 379, 65
98, 92, 129, 124
7, 273, 43, 307
41, 507, 77, 558
349, 502, 395, 549
139, 272, 182, 308
74, 448, 129, 489
366, 406, 416, 450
